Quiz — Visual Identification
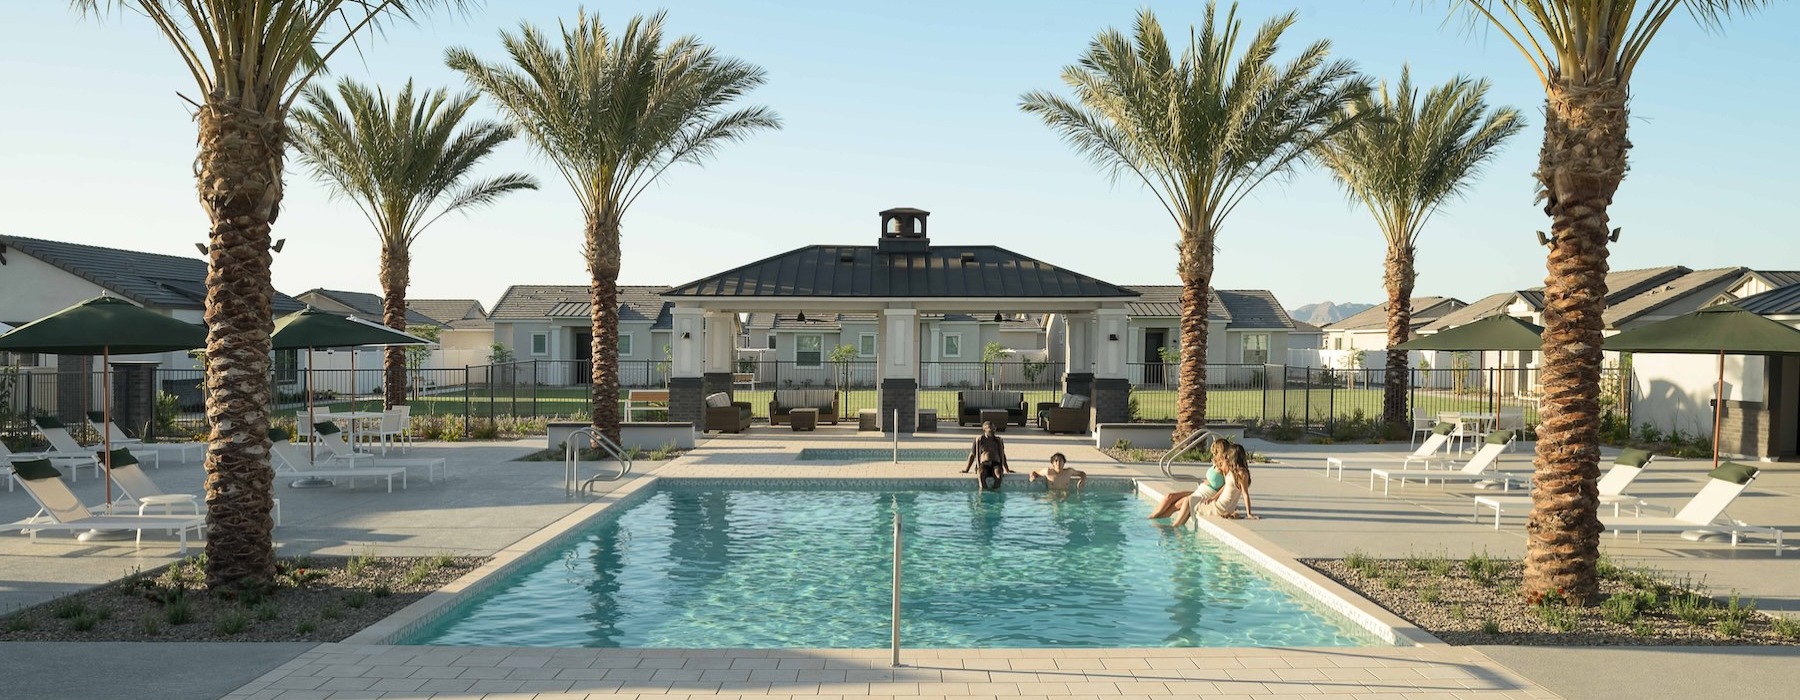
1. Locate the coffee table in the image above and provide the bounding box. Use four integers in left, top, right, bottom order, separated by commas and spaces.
978, 409, 1008, 432
790, 408, 818, 432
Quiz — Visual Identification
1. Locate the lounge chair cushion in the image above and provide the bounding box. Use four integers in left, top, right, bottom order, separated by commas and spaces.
704, 392, 732, 409
314, 422, 342, 436
34, 416, 66, 430
271, 428, 291, 442
95, 448, 139, 467
1616, 448, 1653, 468
1059, 394, 1088, 409
12, 459, 60, 481
1711, 461, 1758, 485
87, 411, 108, 423
1432, 422, 1455, 435
1485, 430, 1512, 446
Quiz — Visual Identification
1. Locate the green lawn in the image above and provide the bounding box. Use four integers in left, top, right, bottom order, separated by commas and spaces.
283, 384, 1532, 426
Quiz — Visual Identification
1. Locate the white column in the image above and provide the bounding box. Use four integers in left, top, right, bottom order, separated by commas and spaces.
704, 312, 736, 372
928, 323, 942, 386
883, 309, 919, 379
1095, 307, 1128, 379
1064, 312, 1092, 374
671, 307, 705, 378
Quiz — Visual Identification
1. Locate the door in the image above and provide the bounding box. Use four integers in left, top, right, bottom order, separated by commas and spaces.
1144, 329, 1166, 386
575, 332, 592, 386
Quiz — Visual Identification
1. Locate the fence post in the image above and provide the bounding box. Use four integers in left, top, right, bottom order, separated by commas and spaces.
532, 360, 540, 419
1304, 368, 1313, 430
1327, 372, 1336, 435
463, 366, 472, 438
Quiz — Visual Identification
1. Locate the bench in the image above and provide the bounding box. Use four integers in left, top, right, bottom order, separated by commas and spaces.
625, 389, 669, 421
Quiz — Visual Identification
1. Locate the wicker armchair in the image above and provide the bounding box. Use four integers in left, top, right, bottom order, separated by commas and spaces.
704, 402, 753, 433
1040, 395, 1091, 434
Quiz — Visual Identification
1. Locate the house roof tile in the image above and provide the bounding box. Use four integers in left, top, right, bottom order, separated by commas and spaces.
1, 235, 304, 313
1325, 297, 1460, 332
493, 285, 672, 330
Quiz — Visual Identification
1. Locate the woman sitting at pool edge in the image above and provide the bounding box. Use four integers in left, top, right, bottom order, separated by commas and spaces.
1148, 440, 1257, 525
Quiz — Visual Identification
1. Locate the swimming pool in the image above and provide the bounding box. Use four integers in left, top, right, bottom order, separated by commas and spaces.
796, 448, 967, 461
405, 481, 1384, 648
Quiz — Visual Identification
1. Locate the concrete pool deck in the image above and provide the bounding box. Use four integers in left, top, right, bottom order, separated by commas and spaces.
2, 428, 1798, 698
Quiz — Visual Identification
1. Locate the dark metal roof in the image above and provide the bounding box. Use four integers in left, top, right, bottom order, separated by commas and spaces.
665, 245, 1139, 299
1606, 266, 1745, 326
1737, 283, 1800, 317
1, 235, 304, 313
495, 285, 672, 329
1754, 271, 1800, 289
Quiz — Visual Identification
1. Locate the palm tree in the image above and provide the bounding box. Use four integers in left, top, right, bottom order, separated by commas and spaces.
447, 11, 778, 444
1316, 68, 1523, 436
291, 79, 537, 409
1021, 3, 1369, 440
1451, 0, 1771, 603
69, 0, 464, 590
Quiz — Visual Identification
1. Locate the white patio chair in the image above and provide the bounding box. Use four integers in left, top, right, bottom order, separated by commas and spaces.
1409, 408, 1436, 448
1370, 431, 1520, 496
1600, 462, 1783, 555
368, 408, 409, 455
1472, 448, 1656, 528
6, 459, 206, 553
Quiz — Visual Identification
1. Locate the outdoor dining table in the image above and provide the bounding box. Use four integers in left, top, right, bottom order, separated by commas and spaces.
315, 410, 384, 449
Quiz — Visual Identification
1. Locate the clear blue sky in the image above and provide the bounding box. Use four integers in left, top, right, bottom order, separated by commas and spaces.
2, 1, 1795, 312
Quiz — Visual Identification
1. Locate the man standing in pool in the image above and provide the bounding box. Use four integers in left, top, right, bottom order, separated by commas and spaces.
1029, 452, 1086, 491
962, 420, 1010, 490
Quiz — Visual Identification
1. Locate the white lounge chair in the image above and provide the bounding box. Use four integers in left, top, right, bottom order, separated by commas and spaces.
100, 448, 280, 526
35, 416, 158, 469
1472, 448, 1657, 528
1, 433, 100, 490
271, 438, 407, 492
87, 411, 202, 464
310, 422, 444, 481
312, 421, 374, 463
1602, 462, 1784, 555
1403, 422, 1458, 470
6, 459, 206, 553
1370, 430, 1519, 496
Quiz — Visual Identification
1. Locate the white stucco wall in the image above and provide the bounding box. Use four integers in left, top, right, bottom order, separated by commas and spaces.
1630, 353, 1766, 436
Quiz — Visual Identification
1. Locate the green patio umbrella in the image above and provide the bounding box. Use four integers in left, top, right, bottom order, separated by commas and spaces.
1397, 314, 1545, 419
271, 308, 432, 470
0, 295, 205, 518
1604, 304, 1800, 467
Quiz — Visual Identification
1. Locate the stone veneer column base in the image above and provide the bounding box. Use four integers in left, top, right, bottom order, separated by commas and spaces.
112, 362, 159, 441
1063, 372, 1094, 400
1091, 377, 1131, 425
701, 372, 734, 403
880, 378, 917, 433
669, 377, 704, 427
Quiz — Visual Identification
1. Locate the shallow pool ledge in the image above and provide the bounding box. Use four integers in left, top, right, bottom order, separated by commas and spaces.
1135, 480, 1441, 647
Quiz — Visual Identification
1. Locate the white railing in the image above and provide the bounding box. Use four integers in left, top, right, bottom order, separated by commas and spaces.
564, 427, 633, 495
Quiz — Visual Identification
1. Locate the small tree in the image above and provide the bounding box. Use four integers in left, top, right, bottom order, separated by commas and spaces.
980, 342, 1008, 390
404, 325, 443, 402
828, 344, 859, 409
487, 344, 515, 365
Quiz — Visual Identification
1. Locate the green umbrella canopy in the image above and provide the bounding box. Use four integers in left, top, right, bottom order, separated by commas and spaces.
0, 296, 205, 354
271, 308, 433, 350
1604, 305, 1800, 355
1396, 314, 1545, 352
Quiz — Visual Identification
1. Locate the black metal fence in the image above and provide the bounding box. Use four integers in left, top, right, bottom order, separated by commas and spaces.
0, 359, 1631, 443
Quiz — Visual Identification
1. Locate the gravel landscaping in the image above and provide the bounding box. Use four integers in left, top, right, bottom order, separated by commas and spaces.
1307, 551, 1800, 646
0, 554, 483, 642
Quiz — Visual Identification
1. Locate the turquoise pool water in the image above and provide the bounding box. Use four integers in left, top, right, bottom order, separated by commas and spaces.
797, 448, 967, 461
406, 482, 1384, 648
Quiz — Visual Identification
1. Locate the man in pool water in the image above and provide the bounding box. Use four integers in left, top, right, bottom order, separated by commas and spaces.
962, 420, 1010, 490
1029, 452, 1086, 491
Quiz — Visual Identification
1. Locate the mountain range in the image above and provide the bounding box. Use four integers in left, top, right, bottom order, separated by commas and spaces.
1289, 301, 1375, 326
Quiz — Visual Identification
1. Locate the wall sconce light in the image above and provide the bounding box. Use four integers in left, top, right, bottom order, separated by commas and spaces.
796, 312, 808, 323
1108, 334, 1119, 341
194, 243, 208, 255
681, 332, 691, 339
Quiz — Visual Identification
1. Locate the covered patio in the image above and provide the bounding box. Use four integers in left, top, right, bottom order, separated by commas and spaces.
660, 207, 1142, 432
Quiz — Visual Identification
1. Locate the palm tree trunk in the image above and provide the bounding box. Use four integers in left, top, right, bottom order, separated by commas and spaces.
196, 99, 282, 590
1524, 82, 1629, 605
587, 210, 623, 446
1175, 222, 1214, 440
381, 243, 411, 408
1381, 244, 1415, 435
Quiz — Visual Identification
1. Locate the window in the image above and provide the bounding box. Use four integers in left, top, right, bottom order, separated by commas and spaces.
274, 349, 299, 383
618, 334, 633, 357
858, 333, 877, 358
530, 332, 549, 356
796, 335, 823, 367
1333, 337, 1342, 350
1242, 333, 1269, 364
767, 335, 777, 350
943, 333, 962, 358
0, 351, 40, 368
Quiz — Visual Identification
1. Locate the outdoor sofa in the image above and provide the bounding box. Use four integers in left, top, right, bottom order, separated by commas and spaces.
703, 393, 754, 433
770, 389, 838, 426
957, 390, 1027, 427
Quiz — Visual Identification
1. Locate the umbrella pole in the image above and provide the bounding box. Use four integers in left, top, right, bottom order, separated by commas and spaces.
293, 347, 333, 489
1714, 350, 1724, 469
80, 347, 129, 541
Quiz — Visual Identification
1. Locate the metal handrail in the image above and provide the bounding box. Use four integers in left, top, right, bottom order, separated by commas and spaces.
890, 499, 903, 668
1159, 429, 1216, 479
565, 427, 633, 495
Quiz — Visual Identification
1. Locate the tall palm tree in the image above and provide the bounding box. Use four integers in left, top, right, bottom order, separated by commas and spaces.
69, 0, 464, 590
1452, 0, 1770, 603
1021, 3, 1369, 440
1316, 68, 1523, 436
447, 11, 778, 444
291, 78, 537, 409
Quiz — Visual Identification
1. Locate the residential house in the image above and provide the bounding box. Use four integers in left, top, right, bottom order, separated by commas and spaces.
742, 311, 1049, 389
294, 289, 498, 394
1046, 288, 1300, 387
489, 285, 695, 387
0, 234, 305, 414
1321, 297, 1465, 351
